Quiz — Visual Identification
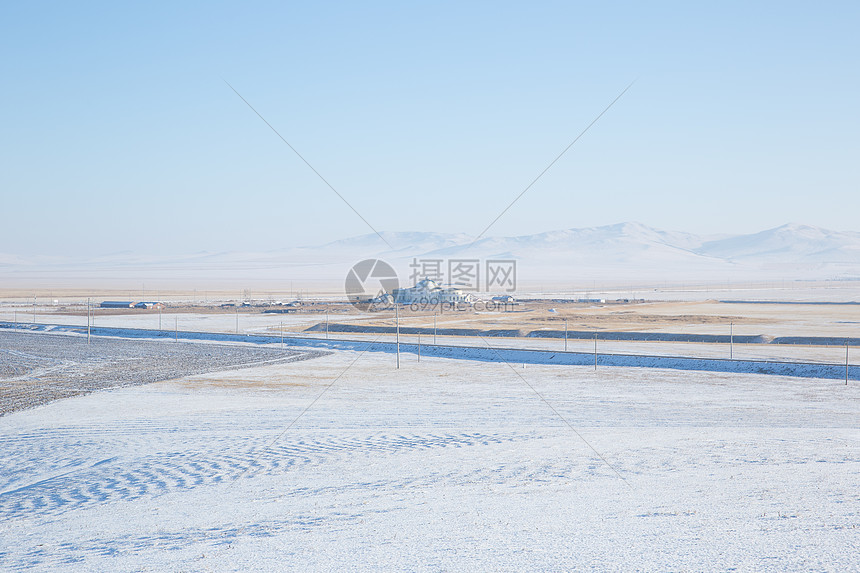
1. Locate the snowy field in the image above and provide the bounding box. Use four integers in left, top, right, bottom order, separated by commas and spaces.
1, 343, 859, 571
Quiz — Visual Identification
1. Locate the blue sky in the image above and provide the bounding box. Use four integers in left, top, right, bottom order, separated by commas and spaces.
1, 1, 858, 255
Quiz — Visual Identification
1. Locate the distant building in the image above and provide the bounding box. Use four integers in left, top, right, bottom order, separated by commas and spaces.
100, 301, 135, 309
492, 295, 515, 303
392, 278, 473, 305
134, 302, 165, 309
368, 293, 394, 306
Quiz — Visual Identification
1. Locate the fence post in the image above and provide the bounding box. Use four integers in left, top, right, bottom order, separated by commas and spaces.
564, 319, 568, 352
730, 322, 733, 360
395, 305, 400, 369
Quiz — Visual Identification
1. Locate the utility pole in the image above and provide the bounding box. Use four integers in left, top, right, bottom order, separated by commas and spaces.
594, 333, 598, 370
87, 298, 91, 344
175, 317, 178, 342
280, 321, 284, 349
433, 313, 437, 345
564, 319, 568, 352
730, 322, 734, 360
418, 334, 421, 363
326, 311, 329, 340
235, 306, 239, 335
847, 342, 850, 385
395, 304, 400, 369
159, 306, 162, 331
33, 294, 36, 324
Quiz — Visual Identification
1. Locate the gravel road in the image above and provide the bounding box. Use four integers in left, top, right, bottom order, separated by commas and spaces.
0, 331, 326, 415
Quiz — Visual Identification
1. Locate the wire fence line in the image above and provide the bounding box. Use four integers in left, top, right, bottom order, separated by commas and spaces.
1, 321, 855, 382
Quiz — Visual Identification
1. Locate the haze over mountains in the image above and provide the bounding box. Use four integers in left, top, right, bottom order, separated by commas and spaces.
2, 223, 860, 288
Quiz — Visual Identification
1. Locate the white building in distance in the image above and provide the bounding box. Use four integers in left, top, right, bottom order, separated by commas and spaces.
392, 278, 473, 305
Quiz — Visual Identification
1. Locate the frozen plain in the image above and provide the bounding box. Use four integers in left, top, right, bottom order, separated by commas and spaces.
1, 344, 859, 571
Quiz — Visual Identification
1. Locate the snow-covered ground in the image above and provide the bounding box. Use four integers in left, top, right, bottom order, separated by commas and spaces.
1, 348, 858, 571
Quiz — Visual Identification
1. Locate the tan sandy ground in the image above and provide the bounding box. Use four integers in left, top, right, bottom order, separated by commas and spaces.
294, 300, 860, 339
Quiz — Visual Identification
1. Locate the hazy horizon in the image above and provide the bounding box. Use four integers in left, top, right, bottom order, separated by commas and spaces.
3, 220, 860, 292
1, 219, 857, 258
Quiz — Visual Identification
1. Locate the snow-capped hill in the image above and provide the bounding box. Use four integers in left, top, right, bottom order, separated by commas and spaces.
387, 222, 860, 282
422, 222, 705, 260
568, 222, 702, 250
318, 231, 473, 256
697, 224, 860, 262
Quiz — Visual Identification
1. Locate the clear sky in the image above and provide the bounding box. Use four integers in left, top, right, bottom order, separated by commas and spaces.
1, 1, 858, 256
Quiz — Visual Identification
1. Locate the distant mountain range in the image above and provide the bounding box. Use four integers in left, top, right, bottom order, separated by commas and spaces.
2, 223, 860, 287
